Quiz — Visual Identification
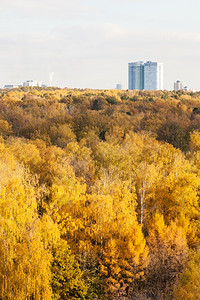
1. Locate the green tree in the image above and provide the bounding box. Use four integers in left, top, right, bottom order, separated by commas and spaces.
174, 249, 200, 299
51, 240, 87, 300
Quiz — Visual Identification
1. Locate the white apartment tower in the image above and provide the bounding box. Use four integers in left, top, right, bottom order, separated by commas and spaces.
143, 61, 163, 90
174, 80, 183, 91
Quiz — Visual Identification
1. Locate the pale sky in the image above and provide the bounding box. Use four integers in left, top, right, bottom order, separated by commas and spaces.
1, 0, 200, 90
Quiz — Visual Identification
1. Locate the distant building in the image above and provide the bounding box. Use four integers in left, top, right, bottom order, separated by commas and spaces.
182, 86, 196, 92
128, 61, 163, 90
174, 80, 183, 91
182, 86, 189, 92
144, 61, 163, 90
174, 81, 196, 92
128, 62, 144, 90
3, 85, 20, 89
116, 84, 122, 90
23, 80, 42, 87
3, 80, 47, 89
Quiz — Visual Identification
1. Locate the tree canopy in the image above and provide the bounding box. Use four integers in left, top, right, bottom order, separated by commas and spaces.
0, 87, 200, 298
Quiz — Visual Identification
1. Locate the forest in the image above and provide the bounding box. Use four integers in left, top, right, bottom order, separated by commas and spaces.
0, 86, 200, 299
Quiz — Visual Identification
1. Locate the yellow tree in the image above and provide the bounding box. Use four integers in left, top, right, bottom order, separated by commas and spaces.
84, 179, 149, 299
0, 147, 52, 299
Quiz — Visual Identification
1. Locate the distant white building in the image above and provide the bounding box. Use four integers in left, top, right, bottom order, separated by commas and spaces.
174, 80, 183, 91
144, 61, 163, 90
23, 80, 42, 87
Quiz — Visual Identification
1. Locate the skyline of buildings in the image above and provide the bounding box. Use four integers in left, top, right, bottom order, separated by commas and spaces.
1, 69, 197, 92
174, 80, 196, 92
4, 80, 47, 89
128, 61, 163, 91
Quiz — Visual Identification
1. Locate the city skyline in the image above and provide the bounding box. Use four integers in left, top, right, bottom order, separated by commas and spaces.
1, 0, 200, 90
3, 80, 47, 89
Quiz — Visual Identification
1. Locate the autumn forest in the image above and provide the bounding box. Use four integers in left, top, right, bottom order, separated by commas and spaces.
1, 87, 200, 299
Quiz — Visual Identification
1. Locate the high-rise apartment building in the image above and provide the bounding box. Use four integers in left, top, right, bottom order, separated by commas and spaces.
128, 62, 144, 90
128, 61, 163, 91
174, 80, 183, 91
144, 61, 163, 90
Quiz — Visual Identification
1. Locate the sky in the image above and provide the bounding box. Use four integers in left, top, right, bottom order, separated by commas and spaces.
1, 0, 200, 90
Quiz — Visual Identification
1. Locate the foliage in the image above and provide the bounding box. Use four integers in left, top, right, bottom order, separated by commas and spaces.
1, 88, 200, 298
174, 249, 200, 299
51, 240, 87, 299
